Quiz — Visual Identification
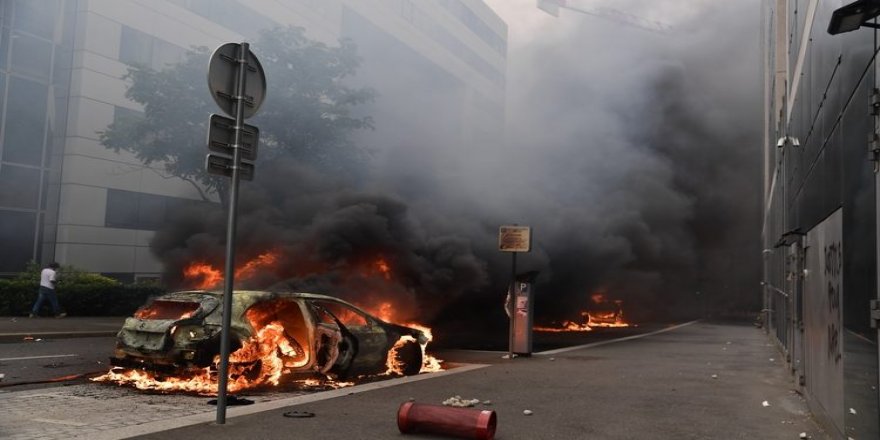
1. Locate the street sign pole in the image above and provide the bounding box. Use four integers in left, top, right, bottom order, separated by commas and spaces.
215, 42, 250, 425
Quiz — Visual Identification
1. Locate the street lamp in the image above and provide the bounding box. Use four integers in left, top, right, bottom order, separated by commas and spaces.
828, 0, 880, 35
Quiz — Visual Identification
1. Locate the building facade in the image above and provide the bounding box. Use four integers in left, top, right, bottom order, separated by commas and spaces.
762, 0, 879, 437
0, 0, 506, 280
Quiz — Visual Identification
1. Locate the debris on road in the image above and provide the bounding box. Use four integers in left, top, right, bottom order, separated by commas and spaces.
523, 409, 533, 415
799, 432, 808, 439
443, 395, 481, 407
711, 374, 718, 379
849, 408, 857, 415
762, 401, 770, 407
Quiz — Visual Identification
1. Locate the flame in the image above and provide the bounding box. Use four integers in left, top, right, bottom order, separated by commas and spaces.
534, 293, 631, 332
183, 263, 222, 290
366, 302, 443, 375
183, 250, 280, 289
375, 257, 392, 280
376, 302, 394, 322
534, 321, 593, 332
100, 252, 445, 394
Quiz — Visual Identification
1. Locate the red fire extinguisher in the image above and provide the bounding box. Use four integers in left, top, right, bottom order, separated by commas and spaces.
397, 401, 497, 440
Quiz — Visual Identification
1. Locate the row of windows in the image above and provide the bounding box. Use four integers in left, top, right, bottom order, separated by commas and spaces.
105, 188, 212, 231
402, 1, 505, 87
437, 0, 506, 56
119, 25, 187, 70
168, 0, 276, 41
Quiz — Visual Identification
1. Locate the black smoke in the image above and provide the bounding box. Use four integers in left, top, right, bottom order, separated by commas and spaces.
151, 0, 763, 330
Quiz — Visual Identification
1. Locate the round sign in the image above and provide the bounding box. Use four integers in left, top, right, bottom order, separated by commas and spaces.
207, 42, 267, 119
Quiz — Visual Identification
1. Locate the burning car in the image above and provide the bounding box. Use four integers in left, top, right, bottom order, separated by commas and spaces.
110, 290, 428, 385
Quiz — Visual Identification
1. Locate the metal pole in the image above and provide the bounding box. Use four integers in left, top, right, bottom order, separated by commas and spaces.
508, 251, 517, 358
216, 41, 249, 425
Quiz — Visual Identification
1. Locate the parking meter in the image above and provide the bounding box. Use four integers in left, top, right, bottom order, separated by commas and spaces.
510, 271, 539, 356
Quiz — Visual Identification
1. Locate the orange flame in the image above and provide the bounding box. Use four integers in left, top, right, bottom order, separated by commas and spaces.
183, 250, 280, 289
183, 263, 222, 290
535, 293, 631, 332
375, 257, 392, 280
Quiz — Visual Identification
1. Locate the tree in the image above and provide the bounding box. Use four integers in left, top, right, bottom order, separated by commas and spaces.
100, 26, 374, 202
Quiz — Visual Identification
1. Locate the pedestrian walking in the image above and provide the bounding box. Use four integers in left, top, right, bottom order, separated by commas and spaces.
29, 262, 66, 318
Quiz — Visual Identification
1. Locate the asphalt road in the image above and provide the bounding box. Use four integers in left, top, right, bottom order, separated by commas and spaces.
0, 336, 116, 391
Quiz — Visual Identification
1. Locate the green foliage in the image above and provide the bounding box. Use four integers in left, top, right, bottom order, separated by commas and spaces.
0, 263, 165, 316
99, 26, 374, 201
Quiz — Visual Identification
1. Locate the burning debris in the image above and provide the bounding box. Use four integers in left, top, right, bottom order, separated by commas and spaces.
534, 292, 631, 332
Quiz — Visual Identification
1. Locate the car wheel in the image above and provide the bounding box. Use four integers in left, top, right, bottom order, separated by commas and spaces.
394, 340, 423, 376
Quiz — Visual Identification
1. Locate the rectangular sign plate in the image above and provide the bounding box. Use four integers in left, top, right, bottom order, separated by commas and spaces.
499, 225, 532, 252
205, 153, 254, 181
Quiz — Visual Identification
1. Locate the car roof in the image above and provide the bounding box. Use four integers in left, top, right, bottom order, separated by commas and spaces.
166, 290, 367, 311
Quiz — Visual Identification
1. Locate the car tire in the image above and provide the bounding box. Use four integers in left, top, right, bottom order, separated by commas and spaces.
394, 340, 423, 376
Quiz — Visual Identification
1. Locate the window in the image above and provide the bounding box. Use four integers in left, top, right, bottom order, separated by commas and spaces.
105, 188, 138, 229
0, 209, 35, 272
12, 0, 57, 40
119, 26, 152, 66
11, 32, 52, 80
316, 301, 370, 327
105, 188, 211, 230
0, 26, 10, 71
119, 26, 185, 69
0, 163, 40, 209
2, 76, 47, 165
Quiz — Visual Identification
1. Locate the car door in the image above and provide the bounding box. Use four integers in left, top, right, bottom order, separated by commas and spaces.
314, 299, 390, 373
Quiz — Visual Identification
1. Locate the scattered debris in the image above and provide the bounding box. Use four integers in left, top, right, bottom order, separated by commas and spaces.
770, 358, 775, 362
501, 354, 518, 359
849, 408, 857, 415
523, 409, 533, 415
549, 357, 555, 361
23, 336, 34, 341
711, 374, 718, 379
726, 342, 731, 345
799, 433, 808, 439
482, 400, 492, 405
283, 410, 315, 418
762, 401, 770, 407
0, 373, 4, 381
408, 397, 415, 402
207, 395, 254, 406
442, 395, 481, 407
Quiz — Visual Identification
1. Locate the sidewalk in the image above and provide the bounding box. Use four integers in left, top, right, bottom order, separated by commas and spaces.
124, 321, 828, 440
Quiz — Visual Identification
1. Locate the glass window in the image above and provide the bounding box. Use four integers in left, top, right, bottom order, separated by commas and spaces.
0, 72, 6, 120
12, 0, 56, 39
119, 26, 152, 66
0, 163, 39, 209
137, 192, 165, 230
11, 32, 52, 80
151, 39, 184, 69
0, 209, 35, 272
105, 188, 138, 228
114, 105, 144, 125
3, 76, 47, 165
0, 26, 9, 71
316, 301, 370, 327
